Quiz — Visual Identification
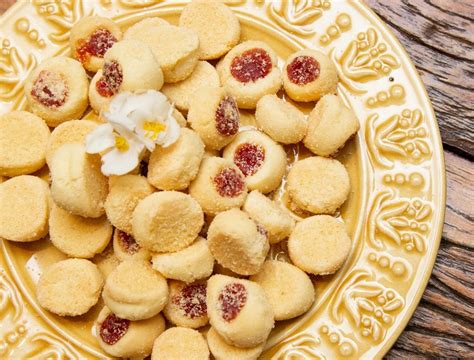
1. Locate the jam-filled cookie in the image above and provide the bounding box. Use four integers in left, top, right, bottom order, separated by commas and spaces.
103, 259, 169, 320
152, 237, 214, 283
188, 87, 240, 150
288, 215, 352, 275
70, 16, 122, 72
304, 94, 360, 156
283, 49, 338, 102
147, 128, 205, 191
179, 1, 240, 60
0, 175, 49, 242
24, 57, 89, 127
0, 111, 50, 176
207, 327, 265, 360
113, 229, 150, 262
207, 275, 274, 348
287, 156, 350, 214
163, 280, 209, 329
218, 40, 281, 109
207, 209, 269, 276
223, 130, 287, 194
37, 258, 104, 316
96, 306, 165, 358
255, 95, 307, 144
189, 157, 247, 215
151, 327, 210, 360
132, 191, 204, 253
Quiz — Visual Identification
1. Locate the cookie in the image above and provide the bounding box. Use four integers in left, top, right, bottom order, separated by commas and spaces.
113, 229, 150, 262
218, 40, 281, 109
304, 94, 360, 156
152, 237, 214, 283
147, 128, 205, 191
287, 156, 350, 214
207, 209, 269, 276
289, 215, 352, 275
49, 203, 112, 258
151, 327, 209, 360
282, 49, 338, 102
132, 191, 204, 253
24, 57, 89, 127
179, 1, 240, 60
70, 16, 122, 72
223, 130, 287, 194
93, 244, 120, 278
255, 95, 307, 144
0, 175, 50, 242
207, 327, 265, 360
102, 259, 169, 320
0, 111, 50, 176
37, 258, 104, 316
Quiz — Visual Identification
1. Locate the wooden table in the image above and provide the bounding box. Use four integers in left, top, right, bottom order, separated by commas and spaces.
1, 0, 472, 358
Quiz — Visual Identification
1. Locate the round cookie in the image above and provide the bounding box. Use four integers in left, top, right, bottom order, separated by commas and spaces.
152, 237, 214, 283
283, 48, 338, 102
188, 87, 240, 150
24, 57, 89, 127
50, 143, 108, 218
151, 327, 209, 360
49, 203, 112, 258
304, 94, 360, 156
70, 16, 122, 72
163, 280, 209, 329
132, 191, 204, 253
105, 174, 155, 234
102, 259, 169, 320
96, 306, 165, 358
93, 244, 120, 278
255, 94, 307, 144
189, 157, 247, 215
37, 258, 104, 316
288, 215, 352, 275
179, 1, 240, 60
207, 209, 269, 276
243, 190, 295, 244
218, 40, 281, 109
250, 260, 315, 320
223, 130, 287, 194
147, 128, 205, 191
287, 156, 350, 214
207, 327, 265, 360
207, 275, 274, 348
113, 229, 150, 262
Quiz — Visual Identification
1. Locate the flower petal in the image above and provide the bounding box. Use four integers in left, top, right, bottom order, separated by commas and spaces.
100, 147, 140, 176
161, 114, 181, 148
85, 124, 115, 154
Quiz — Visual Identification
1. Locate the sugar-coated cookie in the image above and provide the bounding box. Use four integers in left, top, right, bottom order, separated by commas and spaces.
207, 327, 265, 360
207, 275, 274, 348
50, 143, 108, 218
189, 157, 247, 215
151, 327, 210, 360
49, 203, 112, 258
163, 280, 209, 329
288, 215, 351, 275
287, 156, 350, 214
188, 87, 240, 150
283, 49, 338, 102
105, 174, 155, 234
218, 41, 281, 109
304, 94, 360, 156
0, 111, 50, 176
250, 260, 315, 320
113, 229, 150, 262
132, 191, 204, 252
243, 190, 294, 244
37, 258, 104, 316
152, 237, 214, 283
207, 209, 269, 276
147, 128, 205, 191
103, 259, 169, 320
96, 306, 165, 358
24, 57, 89, 127
179, 1, 240, 60
93, 243, 120, 278
255, 95, 307, 144
223, 130, 287, 194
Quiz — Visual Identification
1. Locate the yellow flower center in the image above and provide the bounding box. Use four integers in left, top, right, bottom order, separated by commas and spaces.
143, 121, 166, 141
115, 136, 129, 152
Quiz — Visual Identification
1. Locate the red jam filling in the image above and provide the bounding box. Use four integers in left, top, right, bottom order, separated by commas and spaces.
215, 96, 239, 136
213, 168, 245, 198
230, 48, 272, 83
233, 143, 265, 177
76, 28, 117, 63
31, 70, 68, 108
286, 55, 320, 85
172, 283, 207, 319
218, 283, 248, 322
99, 313, 130, 345
96, 60, 123, 97
117, 230, 140, 255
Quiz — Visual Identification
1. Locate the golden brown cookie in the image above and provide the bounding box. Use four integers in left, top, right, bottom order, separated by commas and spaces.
112, 229, 150, 262
207, 327, 265, 360
151, 327, 210, 360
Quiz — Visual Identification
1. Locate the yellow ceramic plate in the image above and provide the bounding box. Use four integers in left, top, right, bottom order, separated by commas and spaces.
0, 1, 445, 359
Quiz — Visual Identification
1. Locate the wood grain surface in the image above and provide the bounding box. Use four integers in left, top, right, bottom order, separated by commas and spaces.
0, 0, 472, 358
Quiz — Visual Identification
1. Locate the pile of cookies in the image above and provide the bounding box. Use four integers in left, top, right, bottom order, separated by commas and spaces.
0, 1, 360, 359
